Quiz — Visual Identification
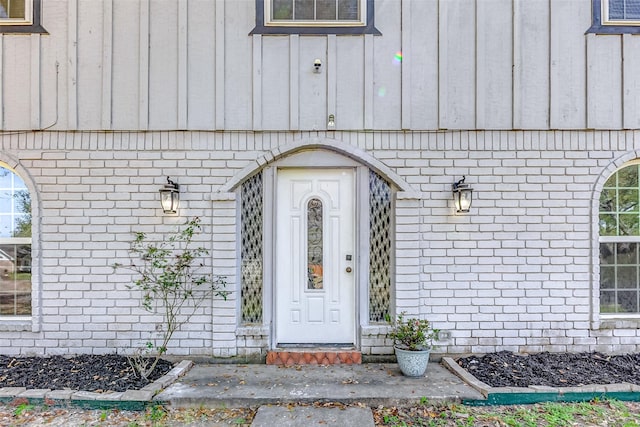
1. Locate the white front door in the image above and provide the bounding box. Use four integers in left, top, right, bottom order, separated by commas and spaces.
276, 168, 356, 345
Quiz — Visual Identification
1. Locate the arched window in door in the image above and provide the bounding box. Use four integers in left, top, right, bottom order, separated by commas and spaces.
307, 198, 324, 290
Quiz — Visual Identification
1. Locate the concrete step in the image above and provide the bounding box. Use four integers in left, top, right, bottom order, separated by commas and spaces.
154, 362, 486, 408
266, 349, 362, 365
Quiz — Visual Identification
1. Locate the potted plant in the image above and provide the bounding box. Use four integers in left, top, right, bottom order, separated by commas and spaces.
387, 312, 440, 377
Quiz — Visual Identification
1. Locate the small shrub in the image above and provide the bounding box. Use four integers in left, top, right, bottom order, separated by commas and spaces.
115, 217, 229, 379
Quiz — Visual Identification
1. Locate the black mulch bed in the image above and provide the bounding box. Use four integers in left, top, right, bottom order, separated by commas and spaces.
458, 351, 640, 388
0, 354, 174, 392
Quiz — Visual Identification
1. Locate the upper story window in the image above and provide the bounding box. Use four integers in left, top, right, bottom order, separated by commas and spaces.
251, 0, 380, 35
0, 0, 46, 34
588, 0, 640, 34
269, 0, 362, 26
0, 0, 31, 24
605, 0, 640, 22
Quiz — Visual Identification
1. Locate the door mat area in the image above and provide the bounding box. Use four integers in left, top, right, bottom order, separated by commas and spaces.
266, 350, 362, 365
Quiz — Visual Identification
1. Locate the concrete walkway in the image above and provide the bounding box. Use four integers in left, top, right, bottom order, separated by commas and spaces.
252, 405, 376, 427
155, 361, 484, 425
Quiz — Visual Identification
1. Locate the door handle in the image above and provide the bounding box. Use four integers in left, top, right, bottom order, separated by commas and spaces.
345, 267, 352, 273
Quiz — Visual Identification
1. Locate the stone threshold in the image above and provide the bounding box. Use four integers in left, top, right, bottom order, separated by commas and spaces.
0, 360, 193, 410
266, 349, 362, 365
442, 357, 640, 406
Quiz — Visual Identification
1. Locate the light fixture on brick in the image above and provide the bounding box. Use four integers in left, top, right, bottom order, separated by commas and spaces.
452, 176, 473, 213
159, 176, 180, 214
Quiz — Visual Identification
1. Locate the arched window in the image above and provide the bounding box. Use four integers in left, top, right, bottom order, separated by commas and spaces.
0, 165, 31, 316
599, 162, 640, 314
307, 198, 323, 290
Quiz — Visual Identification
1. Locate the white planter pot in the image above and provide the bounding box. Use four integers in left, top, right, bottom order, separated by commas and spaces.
394, 346, 431, 377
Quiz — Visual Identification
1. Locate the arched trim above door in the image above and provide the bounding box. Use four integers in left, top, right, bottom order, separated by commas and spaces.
218, 137, 419, 199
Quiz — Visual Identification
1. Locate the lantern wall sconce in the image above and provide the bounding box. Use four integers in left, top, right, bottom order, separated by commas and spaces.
159, 176, 180, 214
452, 176, 473, 213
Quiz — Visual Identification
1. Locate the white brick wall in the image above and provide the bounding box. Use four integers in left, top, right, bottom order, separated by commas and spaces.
1, 130, 639, 357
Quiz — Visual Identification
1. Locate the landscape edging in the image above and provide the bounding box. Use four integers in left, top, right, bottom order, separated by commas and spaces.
0, 359, 193, 410
441, 357, 640, 406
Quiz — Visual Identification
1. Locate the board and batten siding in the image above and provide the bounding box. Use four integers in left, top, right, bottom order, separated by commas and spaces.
0, 0, 637, 131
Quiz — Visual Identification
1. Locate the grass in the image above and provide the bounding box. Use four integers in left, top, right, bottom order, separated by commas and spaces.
2, 399, 640, 426
11, 402, 34, 417
374, 399, 640, 427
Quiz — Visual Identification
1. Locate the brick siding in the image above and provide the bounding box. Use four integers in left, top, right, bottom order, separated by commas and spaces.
0, 130, 638, 356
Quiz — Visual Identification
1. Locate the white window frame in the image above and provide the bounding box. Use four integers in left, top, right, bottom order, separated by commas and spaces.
0, 237, 32, 319
598, 236, 640, 319
0, 161, 38, 332
0, 0, 33, 26
602, 0, 640, 26
598, 159, 640, 318
265, 0, 366, 27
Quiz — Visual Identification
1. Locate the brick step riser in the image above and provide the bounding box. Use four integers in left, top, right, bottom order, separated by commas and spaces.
266, 351, 362, 365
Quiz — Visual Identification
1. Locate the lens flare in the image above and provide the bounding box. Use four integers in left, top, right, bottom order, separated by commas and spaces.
394, 51, 403, 63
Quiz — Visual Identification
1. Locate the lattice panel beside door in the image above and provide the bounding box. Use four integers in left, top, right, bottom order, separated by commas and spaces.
241, 173, 263, 323
369, 170, 392, 322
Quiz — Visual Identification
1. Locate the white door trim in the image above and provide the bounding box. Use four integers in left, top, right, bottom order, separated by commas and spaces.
259, 151, 374, 350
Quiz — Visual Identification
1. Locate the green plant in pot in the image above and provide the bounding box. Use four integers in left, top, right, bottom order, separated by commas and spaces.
387, 312, 440, 377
